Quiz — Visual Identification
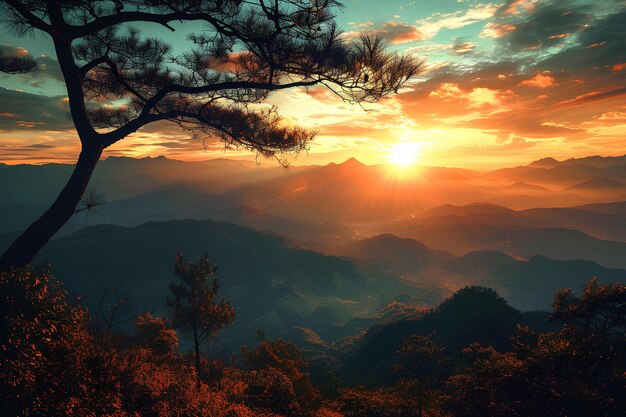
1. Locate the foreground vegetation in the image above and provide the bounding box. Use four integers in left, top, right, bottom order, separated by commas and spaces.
1, 255, 624, 416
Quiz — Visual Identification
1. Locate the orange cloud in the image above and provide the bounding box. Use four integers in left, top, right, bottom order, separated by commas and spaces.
555, 87, 626, 108
429, 83, 516, 108
612, 63, 626, 73
305, 87, 339, 104
429, 83, 465, 101
374, 22, 425, 44
502, 0, 537, 15
586, 41, 606, 48
416, 3, 499, 40
343, 21, 425, 44
481, 22, 517, 38
598, 111, 626, 122
518, 73, 557, 88
453, 42, 476, 55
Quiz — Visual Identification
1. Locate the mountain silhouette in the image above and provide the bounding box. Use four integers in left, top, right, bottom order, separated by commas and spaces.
565, 178, 626, 192
27, 220, 444, 347
331, 235, 625, 310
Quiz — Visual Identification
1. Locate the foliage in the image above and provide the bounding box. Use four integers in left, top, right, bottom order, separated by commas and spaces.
167, 251, 235, 377
335, 386, 423, 417
0, 265, 87, 415
242, 333, 320, 414
445, 278, 626, 417
245, 367, 301, 416
2, 260, 624, 417
394, 335, 446, 417
0, 264, 258, 416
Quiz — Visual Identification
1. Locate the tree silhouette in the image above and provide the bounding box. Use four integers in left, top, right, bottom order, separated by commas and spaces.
167, 251, 235, 383
395, 334, 445, 417
0, 0, 423, 269
445, 278, 626, 417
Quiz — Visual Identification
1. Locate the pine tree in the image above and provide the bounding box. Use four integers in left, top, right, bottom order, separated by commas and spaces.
167, 252, 235, 383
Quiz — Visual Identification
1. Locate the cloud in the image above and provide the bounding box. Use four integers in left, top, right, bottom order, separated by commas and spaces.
0, 87, 72, 131
499, 0, 539, 16
305, 86, 340, 104
343, 21, 425, 45
555, 87, 626, 108
152, 141, 195, 149
0, 45, 63, 86
461, 111, 584, 138
373, 22, 425, 44
494, 2, 590, 51
415, 3, 499, 40
596, 111, 626, 124
480, 22, 517, 38
452, 40, 476, 55
518, 73, 557, 88
350, 3, 499, 44
429, 82, 516, 108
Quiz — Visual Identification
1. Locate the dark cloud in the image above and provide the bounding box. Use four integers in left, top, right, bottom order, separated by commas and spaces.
153, 141, 192, 149
0, 87, 72, 131
538, 10, 626, 74
26, 143, 56, 149
497, 2, 590, 51
0, 45, 63, 87
452, 38, 476, 55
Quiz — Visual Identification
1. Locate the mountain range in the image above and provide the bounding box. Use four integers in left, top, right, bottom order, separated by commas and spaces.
333, 233, 625, 311
2, 154, 626, 346
11, 220, 444, 347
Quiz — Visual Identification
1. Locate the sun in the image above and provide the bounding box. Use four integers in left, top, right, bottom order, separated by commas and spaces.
388, 142, 420, 167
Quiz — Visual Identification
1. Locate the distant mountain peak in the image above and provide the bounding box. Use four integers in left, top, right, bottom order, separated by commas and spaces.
510, 181, 548, 191
338, 157, 366, 167
565, 178, 626, 191
423, 202, 513, 217
528, 157, 560, 168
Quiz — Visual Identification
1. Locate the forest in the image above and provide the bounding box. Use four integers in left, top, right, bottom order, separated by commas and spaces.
2, 254, 624, 416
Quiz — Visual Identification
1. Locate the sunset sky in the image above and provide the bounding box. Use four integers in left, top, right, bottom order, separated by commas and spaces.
0, 0, 625, 170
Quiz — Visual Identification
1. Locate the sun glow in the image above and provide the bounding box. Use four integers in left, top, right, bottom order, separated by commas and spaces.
388, 142, 421, 167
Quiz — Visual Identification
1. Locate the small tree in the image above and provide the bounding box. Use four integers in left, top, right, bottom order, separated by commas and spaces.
0, 0, 423, 269
167, 251, 235, 382
395, 334, 445, 417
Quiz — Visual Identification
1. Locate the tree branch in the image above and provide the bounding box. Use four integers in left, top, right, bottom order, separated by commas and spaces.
142, 79, 319, 115
70, 11, 238, 39
5, 0, 53, 34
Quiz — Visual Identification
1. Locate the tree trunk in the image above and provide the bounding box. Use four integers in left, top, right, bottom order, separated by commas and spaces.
193, 332, 201, 389
0, 143, 102, 270
418, 383, 423, 417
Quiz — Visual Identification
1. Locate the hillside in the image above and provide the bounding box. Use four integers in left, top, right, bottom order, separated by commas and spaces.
331, 235, 625, 310
565, 178, 626, 192
27, 220, 444, 347
380, 222, 626, 269
334, 234, 452, 275
345, 287, 529, 382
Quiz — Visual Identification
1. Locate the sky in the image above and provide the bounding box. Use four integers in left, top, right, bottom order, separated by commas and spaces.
0, 0, 625, 170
